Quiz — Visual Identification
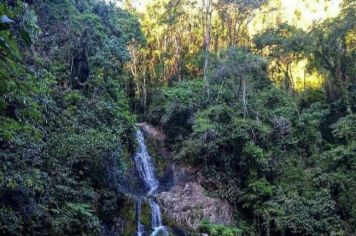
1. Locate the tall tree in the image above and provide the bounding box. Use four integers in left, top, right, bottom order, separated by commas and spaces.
202, 0, 213, 98
308, 1, 355, 113
216, 0, 268, 46
254, 23, 307, 92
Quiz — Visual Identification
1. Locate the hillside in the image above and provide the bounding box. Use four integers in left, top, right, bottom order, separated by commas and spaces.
0, 0, 355, 235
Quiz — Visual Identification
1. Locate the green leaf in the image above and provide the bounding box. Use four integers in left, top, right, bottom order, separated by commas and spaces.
66, 203, 94, 217
0, 23, 11, 31
19, 30, 32, 46
0, 37, 11, 52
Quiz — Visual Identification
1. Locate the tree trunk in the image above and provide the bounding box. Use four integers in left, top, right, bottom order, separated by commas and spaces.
203, 0, 212, 99
242, 77, 248, 117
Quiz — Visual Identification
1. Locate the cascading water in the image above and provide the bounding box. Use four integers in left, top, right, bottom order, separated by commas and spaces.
135, 199, 145, 236
134, 129, 168, 236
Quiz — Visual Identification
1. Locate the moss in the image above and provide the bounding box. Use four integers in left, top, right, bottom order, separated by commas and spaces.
118, 196, 136, 236
116, 197, 154, 236
141, 200, 151, 228
162, 211, 176, 229
122, 145, 134, 170
161, 211, 192, 236
146, 136, 168, 178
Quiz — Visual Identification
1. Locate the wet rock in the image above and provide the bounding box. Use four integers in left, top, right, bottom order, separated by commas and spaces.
137, 122, 172, 161
137, 123, 175, 192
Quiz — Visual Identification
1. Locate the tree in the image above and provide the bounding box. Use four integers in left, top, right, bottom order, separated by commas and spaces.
216, 0, 268, 46
308, 2, 355, 113
254, 23, 308, 92
211, 47, 267, 116
0, 1, 142, 234
202, 0, 213, 98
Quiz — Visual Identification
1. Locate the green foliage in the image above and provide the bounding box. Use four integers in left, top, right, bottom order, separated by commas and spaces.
0, 1, 142, 235
199, 219, 242, 236
147, 79, 206, 146
254, 23, 308, 91
331, 114, 356, 141
147, 42, 355, 234
1, 0, 355, 235
319, 113, 356, 232
308, 3, 355, 112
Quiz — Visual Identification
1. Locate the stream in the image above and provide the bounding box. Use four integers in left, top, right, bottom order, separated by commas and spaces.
133, 129, 168, 236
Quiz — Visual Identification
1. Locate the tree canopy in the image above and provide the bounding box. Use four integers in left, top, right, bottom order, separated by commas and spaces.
0, 0, 355, 235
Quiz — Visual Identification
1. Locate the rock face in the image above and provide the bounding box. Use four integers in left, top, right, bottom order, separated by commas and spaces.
137, 122, 172, 160
157, 174, 234, 230
137, 123, 235, 231
137, 122, 166, 142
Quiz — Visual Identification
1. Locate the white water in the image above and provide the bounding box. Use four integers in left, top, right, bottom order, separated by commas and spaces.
134, 129, 168, 236
135, 199, 145, 236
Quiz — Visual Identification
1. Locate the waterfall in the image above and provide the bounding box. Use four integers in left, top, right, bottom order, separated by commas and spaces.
134, 129, 168, 236
135, 199, 145, 236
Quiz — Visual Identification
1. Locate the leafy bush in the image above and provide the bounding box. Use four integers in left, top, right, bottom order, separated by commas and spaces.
198, 219, 242, 236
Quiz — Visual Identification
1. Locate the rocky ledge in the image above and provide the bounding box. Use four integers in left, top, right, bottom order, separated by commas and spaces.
157, 177, 234, 231
137, 122, 166, 142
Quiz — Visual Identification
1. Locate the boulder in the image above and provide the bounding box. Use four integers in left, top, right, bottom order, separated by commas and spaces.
157, 180, 234, 230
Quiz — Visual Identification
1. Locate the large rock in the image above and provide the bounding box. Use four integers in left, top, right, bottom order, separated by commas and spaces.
136, 123, 235, 231
137, 122, 166, 142
157, 179, 234, 230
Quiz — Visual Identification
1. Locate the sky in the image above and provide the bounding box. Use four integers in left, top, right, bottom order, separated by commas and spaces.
282, 0, 342, 21
111, 0, 343, 23
107, 0, 149, 11
127, 0, 151, 11
116, 0, 343, 14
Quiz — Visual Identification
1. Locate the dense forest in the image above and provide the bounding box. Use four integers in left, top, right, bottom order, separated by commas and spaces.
0, 0, 355, 235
